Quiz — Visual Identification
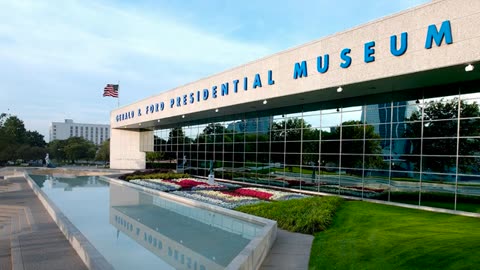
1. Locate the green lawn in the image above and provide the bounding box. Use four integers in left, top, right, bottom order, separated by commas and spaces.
310, 201, 480, 270
385, 192, 480, 213
237, 197, 480, 269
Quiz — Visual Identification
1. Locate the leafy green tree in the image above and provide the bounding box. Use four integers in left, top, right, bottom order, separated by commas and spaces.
0, 116, 27, 161
0, 144, 18, 162
95, 139, 110, 164
47, 139, 67, 162
17, 145, 47, 161
0, 113, 7, 154
25, 131, 46, 147
0, 114, 46, 163
3, 116, 27, 144
63, 137, 96, 163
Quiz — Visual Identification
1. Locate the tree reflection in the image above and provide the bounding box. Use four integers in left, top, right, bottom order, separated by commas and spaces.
406, 98, 480, 174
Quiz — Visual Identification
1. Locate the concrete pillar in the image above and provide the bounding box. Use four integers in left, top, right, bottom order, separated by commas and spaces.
110, 129, 153, 170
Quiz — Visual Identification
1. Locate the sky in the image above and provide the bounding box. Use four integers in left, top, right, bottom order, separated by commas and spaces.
0, 0, 430, 141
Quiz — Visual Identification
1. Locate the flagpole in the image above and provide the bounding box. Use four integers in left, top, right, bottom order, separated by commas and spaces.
117, 80, 120, 108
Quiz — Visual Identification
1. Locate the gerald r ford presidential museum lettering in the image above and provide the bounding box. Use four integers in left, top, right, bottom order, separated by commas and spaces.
115, 20, 452, 123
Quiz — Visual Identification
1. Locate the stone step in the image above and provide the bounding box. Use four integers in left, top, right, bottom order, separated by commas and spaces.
0, 238, 11, 270
0, 206, 32, 236
0, 182, 21, 193
0, 222, 12, 240
17, 208, 31, 234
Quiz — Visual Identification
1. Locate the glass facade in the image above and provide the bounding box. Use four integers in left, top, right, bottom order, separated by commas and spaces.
152, 82, 480, 212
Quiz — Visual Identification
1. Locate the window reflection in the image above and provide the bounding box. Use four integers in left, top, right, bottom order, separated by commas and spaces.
149, 86, 480, 212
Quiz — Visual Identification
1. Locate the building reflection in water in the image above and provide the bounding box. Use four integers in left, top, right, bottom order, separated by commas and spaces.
109, 184, 263, 270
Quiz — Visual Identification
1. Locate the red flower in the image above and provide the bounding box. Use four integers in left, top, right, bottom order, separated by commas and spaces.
163, 179, 208, 189
234, 188, 273, 200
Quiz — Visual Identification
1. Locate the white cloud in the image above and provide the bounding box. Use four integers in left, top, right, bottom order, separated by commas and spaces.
0, 0, 274, 140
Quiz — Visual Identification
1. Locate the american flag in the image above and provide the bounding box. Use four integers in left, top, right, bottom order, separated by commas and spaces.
103, 84, 119, 98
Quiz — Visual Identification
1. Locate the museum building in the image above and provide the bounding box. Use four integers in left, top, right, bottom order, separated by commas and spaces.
110, 0, 480, 211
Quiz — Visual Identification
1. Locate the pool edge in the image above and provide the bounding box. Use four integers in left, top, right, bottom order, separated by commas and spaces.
23, 171, 114, 270
102, 176, 278, 270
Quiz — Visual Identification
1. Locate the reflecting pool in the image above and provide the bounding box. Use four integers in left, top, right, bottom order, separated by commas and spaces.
29, 175, 264, 270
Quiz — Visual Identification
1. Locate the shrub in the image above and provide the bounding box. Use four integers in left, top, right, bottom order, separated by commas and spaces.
235, 196, 343, 234
124, 172, 190, 181
146, 162, 176, 169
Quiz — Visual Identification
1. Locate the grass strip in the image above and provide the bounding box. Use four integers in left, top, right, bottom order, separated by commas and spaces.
235, 196, 343, 234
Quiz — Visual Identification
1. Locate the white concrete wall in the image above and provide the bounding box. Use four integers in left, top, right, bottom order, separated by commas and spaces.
110, 0, 480, 129
110, 128, 146, 169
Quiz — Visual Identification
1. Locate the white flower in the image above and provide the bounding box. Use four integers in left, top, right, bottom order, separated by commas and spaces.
171, 191, 261, 209
239, 187, 310, 201
130, 179, 180, 191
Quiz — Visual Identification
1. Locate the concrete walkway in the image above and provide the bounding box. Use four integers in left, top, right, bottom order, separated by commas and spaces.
0, 176, 87, 270
260, 229, 314, 270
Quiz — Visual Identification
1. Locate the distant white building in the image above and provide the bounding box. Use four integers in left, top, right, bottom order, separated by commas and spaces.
49, 119, 110, 145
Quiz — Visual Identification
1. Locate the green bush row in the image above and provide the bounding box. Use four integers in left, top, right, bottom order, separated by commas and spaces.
146, 162, 176, 169
125, 172, 190, 181
235, 196, 343, 234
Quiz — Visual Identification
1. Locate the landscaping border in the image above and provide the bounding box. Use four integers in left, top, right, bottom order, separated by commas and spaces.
209, 177, 480, 218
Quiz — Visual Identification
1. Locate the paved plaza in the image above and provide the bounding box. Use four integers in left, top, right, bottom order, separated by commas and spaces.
0, 175, 86, 270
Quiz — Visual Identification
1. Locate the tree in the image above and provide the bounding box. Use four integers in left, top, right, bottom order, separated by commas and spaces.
25, 131, 46, 147
0, 114, 7, 160
0, 114, 48, 164
47, 139, 67, 162
0, 144, 18, 162
2, 116, 27, 144
17, 145, 47, 161
63, 137, 96, 163
95, 139, 110, 165
0, 115, 27, 161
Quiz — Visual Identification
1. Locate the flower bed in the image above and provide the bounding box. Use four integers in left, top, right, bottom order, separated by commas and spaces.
171, 190, 260, 209
130, 179, 181, 192
234, 187, 310, 201
131, 177, 311, 209
163, 179, 205, 189
132, 177, 230, 191
191, 184, 227, 191
234, 188, 273, 200
168, 178, 229, 190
